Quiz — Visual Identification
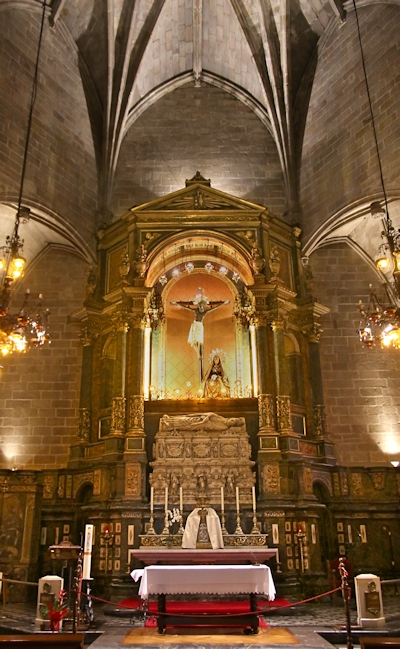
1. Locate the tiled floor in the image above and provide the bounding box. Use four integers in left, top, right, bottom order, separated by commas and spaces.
0, 595, 399, 649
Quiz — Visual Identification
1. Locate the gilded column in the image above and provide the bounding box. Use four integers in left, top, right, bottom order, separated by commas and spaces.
255, 314, 273, 396
110, 314, 128, 435
305, 325, 326, 438
77, 324, 98, 442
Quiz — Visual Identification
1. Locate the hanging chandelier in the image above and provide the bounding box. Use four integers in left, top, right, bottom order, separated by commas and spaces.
0, 0, 50, 356
353, 0, 400, 350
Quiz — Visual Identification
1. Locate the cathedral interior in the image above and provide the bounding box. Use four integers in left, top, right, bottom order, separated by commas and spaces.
0, 0, 399, 604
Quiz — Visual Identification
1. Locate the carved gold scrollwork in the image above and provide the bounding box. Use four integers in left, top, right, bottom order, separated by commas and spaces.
111, 397, 126, 433
258, 394, 275, 430
276, 395, 292, 431
125, 464, 141, 496
262, 464, 280, 494
78, 408, 91, 441
313, 405, 326, 438
128, 395, 144, 431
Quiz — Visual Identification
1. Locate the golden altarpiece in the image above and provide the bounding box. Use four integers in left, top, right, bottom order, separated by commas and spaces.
3, 174, 399, 601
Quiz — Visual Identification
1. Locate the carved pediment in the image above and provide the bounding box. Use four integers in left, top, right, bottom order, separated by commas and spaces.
129, 181, 269, 220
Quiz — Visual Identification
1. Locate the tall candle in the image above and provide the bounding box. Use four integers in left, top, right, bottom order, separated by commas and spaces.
236, 486, 240, 512
82, 524, 93, 580
179, 486, 183, 513
221, 486, 224, 511
150, 486, 154, 513
252, 486, 256, 512
165, 486, 168, 512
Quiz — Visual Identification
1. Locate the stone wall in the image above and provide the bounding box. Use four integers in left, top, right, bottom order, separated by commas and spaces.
0, 6, 98, 241
0, 248, 87, 470
301, 5, 400, 241
112, 83, 286, 218
311, 242, 400, 466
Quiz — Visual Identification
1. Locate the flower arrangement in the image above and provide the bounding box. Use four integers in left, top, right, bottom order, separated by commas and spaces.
40, 589, 69, 631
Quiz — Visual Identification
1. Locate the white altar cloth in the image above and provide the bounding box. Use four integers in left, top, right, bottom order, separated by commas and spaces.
134, 564, 276, 601
181, 508, 224, 549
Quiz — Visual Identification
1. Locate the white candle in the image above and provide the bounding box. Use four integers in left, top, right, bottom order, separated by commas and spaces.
150, 487, 154, 513
236, 486, 240, 512
165, 486, 168, 512
221, 486, 224, 512
179, 486, 183, 513
82, 524, 93, 580
252, 486, 256, 512
275, 548, 280, 564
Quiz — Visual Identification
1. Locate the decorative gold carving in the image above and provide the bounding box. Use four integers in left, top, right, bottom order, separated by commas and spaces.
250, 242, 265, 275
43, 475, 56, 499
134, 245, 148, 278
276, 395, 292, 431
370, 472, 386, 490
341, 472, 349, 496
78, 408, 91, 441
128, 395, 144, 430
303, 323, 323, 343
57, 475, 65, 499
93, 469, 101, 496
269, 245, 281, 277
258, 394, 275, 430
125, 464, 141, 496
73, 473, 93, 499
351, 473, 364, 496
304, 468, 313, 494
262, 464, 280, 494
111, 397, 126, 433
333, 473, 340, 497
313, 405, 326, 437
65, 475, 72, 499
80, 323, 100, 346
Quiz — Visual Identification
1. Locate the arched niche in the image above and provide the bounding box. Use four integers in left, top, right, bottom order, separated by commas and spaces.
145, 234, 255, 400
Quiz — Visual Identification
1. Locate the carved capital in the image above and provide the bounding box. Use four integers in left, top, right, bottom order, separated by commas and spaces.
270, 316, 287, 331
303, 323, 323, 342
111, 397, 126, 434
276, 395, 292, 432
80, 323, 100, 346
128, 395, 144, 431
78, 408, 91, 441
258, 394, 275, 431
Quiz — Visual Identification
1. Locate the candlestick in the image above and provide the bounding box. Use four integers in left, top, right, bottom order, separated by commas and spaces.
236, 486, 240, 512
150, 486, 154, 513
221, 486, 224, 512
179, 486, 183, 513
252, 486, 256, 512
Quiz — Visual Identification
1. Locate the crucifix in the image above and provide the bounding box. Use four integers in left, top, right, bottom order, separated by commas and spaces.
170, 289, 229, 381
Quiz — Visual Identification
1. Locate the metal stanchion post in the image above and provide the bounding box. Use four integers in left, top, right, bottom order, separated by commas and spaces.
338, 557, 353, 649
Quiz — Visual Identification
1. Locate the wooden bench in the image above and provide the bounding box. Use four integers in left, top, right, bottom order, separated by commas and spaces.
360, 638, 400, 649
0, 634, 84, 648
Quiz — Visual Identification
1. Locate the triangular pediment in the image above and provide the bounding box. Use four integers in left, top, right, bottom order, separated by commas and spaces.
129, 180, 270, 217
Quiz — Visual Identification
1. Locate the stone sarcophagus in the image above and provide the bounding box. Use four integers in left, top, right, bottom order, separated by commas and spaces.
149, 412, 255, 507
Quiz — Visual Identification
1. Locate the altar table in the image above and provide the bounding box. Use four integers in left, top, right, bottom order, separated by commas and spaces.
132, 564, 275, 634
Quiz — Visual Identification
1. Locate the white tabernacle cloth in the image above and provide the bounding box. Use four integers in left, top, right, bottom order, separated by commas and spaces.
181, 508, 224, 549
134, 564, 276, 601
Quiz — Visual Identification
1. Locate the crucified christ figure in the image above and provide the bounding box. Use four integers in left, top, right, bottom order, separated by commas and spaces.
170, 289, 229, 380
